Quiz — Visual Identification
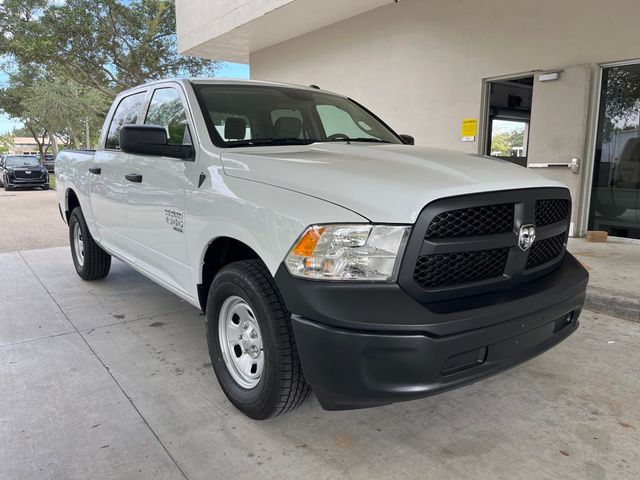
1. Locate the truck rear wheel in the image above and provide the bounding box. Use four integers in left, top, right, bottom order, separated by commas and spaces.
206, 260, 311, 419
69, 207, 111, 281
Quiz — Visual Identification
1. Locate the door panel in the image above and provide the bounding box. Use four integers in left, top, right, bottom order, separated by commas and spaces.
89, 90, 147, 261
527, 65, 592, 235
125, 86, 196, 293
125, 156, 192, 292
89, 150, 135, 262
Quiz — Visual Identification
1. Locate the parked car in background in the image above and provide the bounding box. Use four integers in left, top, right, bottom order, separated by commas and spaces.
0, 155, 50, 191
56, 78, 588, 420
43, 154, 56, 173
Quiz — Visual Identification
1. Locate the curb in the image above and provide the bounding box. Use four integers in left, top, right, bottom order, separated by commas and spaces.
584, 287, 640, 323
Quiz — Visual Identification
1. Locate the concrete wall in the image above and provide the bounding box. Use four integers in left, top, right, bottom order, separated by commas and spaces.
176, 0, 390, 62
250, 0, 640, 151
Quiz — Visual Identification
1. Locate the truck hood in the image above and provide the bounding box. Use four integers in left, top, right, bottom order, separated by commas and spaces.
221, 143, 565, 223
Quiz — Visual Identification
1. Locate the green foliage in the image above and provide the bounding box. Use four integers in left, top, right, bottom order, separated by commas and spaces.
22, 76, 111, 148
0, 134, 14, 153
0, 0, 219, 95
0, 0, 220, 151
491, 128, 524, 157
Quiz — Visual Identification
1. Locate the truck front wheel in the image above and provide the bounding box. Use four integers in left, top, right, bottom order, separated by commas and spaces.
69, 207, 111, 281
206, 260, 311, 419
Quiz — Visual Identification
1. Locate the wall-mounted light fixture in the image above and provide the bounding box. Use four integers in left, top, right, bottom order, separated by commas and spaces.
538, 71, 561, 82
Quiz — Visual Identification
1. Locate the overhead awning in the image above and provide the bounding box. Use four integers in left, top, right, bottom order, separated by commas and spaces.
176, 0, 393, 63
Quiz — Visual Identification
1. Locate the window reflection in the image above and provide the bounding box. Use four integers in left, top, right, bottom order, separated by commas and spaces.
589, 64, 640, 239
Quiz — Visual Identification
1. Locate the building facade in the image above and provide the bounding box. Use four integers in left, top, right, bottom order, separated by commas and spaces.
176, 0, 640, 239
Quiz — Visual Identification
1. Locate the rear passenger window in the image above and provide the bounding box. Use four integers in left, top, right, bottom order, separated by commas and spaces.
145, 88, 189, 145
105, 92, 146, 150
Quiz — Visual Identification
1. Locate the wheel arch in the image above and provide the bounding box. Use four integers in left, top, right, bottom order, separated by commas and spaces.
65, 188, 81, 222
197, 236, 263, 312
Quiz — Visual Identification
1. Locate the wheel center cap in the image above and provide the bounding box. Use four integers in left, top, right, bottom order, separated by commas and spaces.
240, 329, 261, 358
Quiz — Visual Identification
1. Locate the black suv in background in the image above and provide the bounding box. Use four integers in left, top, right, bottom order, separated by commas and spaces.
43, 154, 56, 173
0, 155, 50, 190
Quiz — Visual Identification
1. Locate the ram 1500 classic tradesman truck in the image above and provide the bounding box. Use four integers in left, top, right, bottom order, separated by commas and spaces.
56, 79, 588, 419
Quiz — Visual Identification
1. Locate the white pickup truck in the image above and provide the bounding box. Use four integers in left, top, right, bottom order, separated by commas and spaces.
56, 79, 588, 419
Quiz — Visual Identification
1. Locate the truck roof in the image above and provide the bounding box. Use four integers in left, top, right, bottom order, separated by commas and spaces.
118, 77, 335, 96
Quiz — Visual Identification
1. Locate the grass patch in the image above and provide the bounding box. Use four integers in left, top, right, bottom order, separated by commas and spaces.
49, 175, 56, 190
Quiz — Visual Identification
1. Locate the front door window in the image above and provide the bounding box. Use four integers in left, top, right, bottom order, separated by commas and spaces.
589, 64, 640, 239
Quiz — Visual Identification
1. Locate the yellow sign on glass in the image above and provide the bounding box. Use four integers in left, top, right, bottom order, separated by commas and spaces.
461, 118, 477, 142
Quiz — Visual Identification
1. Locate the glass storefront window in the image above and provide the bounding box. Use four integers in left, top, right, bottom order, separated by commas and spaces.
589, 64, 640, 239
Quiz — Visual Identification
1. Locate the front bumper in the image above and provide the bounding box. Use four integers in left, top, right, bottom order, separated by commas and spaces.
5, 175, 49, 188
275, 253, 588, 410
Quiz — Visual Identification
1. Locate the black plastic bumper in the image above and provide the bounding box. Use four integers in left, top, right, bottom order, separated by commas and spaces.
5, 178, 48, 188
275, 253, 588, 410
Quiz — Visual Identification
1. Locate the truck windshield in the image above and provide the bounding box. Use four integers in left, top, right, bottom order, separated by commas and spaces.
192, 84, 403, 148
5, 156, 40, 167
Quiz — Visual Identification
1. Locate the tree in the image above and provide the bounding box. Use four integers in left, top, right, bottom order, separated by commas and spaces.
0, 134, 14, 154
0, 65, 53, 159
22, 76, 111, 149
0, 0, 219, 96
491, 128, 525, 156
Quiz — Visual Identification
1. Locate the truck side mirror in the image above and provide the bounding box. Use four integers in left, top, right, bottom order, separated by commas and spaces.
120, 124, 194, 160
399, 134, 415, 145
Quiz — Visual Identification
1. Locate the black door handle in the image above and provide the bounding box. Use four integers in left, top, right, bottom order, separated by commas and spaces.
125, 173, 143, 183
89, 167, 101, 175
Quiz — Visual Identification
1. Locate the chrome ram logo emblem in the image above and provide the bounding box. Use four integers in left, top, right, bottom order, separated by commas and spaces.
518, 224, 536, 252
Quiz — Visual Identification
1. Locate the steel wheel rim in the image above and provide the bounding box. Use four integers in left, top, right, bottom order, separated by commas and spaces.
73, 222, 85, 267
218, 295, 264, 389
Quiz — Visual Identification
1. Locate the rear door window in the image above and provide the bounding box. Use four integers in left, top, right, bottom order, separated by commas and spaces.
105, 92, 146, 150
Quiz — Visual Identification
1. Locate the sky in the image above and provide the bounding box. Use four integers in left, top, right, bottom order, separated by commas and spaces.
0, 62, 250, 135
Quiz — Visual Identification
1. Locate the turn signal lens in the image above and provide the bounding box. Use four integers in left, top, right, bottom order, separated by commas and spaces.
292, 226, 325, 256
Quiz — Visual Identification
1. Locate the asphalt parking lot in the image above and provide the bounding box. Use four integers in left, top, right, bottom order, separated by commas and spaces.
1, 246, 639, 480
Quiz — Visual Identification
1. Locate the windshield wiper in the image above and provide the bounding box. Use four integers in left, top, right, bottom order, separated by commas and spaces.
324, 137, 391, 143
226, 138, 318, 147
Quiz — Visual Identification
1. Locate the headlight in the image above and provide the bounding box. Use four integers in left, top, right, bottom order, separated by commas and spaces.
285, 224, 410, 282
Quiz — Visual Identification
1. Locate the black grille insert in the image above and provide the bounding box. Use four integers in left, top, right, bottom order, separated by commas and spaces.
14, 170, 42, 179
535, 199, 569, 226
414, 248, 509, 288
425, 203, 514, 239
525, 233, 566, 269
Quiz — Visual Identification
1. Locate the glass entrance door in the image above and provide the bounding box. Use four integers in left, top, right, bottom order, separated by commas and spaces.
589, 63, 640, 239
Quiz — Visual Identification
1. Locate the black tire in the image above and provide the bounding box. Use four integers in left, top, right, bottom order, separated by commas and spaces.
69, 207, 111, 280
42, 184, 50, 190
206, 260, 311, 419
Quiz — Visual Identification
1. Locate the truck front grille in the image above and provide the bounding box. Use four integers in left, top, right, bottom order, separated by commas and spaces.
525, 233, 566, 269
399, 188, 571, 302
425, 204, 514, 239
414, 248, 509, 288
535, 199, 570, 226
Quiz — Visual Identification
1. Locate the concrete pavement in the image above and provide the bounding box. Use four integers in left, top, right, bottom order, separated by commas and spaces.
1, 247, 639, 480
0, 189, 68, 252
569, 237, 640, 322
